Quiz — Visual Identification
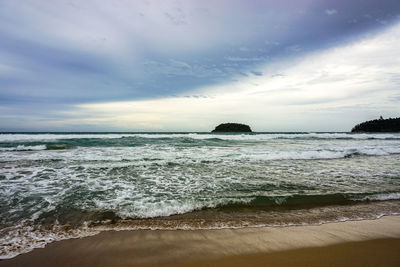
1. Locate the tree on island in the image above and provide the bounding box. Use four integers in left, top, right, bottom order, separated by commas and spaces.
212, 123, 252, 133
351, 117, 400, 132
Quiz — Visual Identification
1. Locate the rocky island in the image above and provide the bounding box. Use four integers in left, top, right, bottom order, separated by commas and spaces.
212, 123, 252, 133
351, 117, 400, 132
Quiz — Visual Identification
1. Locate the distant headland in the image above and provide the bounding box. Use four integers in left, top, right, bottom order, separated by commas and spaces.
212, 123, 252, 133
351, 117, 400, 132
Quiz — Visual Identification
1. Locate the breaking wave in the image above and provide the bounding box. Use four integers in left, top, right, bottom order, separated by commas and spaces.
0, 145, 47, 151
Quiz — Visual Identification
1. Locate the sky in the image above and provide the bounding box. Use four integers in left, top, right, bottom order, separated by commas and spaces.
0, 0, 400, 132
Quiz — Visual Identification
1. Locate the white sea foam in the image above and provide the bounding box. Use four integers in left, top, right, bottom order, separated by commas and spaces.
0, 133, 136, 142
0, 221, 99, 259
360, 193, 400, 201
1, 132, 400, 142
107, 197, 255, 219
0, 145, 47, 151
1, 141, 400, 163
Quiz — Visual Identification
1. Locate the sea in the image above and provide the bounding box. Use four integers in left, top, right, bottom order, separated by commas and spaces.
1, 132, 400, 258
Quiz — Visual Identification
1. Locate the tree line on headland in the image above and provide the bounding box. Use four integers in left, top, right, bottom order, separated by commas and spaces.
212, 123, 252, 132
210, 117, 400, 133
351, 117, 400, 132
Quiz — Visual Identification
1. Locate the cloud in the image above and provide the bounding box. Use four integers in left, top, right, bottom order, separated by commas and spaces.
225, 57, 266, 62
164, 8, 187, 25
1, 0, 400, 131
250, 71, 263, 76
286, 45, 301, 52
60, 22, 400, 132
325, 9, 338, 15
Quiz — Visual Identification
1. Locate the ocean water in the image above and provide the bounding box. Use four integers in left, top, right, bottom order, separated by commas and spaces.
1, 132, 400, 258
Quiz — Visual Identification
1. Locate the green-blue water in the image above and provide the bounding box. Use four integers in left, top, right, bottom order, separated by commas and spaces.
1, 132, 400, 258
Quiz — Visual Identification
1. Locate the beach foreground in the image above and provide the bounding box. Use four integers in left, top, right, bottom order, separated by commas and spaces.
188, 238, 400, 267
1, 216, 399, 267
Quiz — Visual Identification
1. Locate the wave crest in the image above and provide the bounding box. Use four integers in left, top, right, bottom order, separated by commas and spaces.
0, 145, 47, 151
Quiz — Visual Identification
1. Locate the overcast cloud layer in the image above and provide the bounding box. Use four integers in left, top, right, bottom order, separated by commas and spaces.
1, 0, 400, 131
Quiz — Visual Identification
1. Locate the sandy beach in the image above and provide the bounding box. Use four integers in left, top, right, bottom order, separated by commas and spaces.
1, 216, 399, 266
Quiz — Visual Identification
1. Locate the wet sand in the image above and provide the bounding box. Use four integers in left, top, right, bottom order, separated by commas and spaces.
1, 216, 400, 266
188, 238, 400, 267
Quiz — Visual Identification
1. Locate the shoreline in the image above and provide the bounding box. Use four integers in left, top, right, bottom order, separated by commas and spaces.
1, 215, 400, 266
